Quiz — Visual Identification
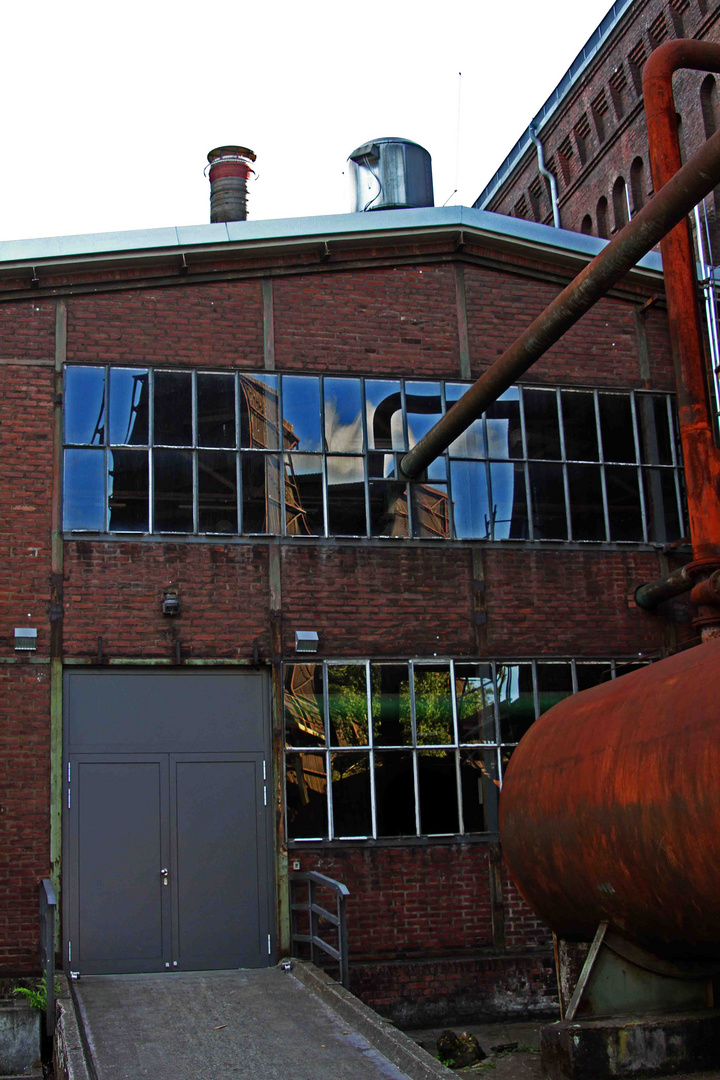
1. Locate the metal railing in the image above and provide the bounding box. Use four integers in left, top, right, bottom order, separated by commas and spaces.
39, 878, 56, 1037
289, 871, 350, 989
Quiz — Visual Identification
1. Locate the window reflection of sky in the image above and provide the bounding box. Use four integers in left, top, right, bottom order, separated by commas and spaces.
65, 368, 105, 444
282, 376, 322, 451
109, 369, 148, 445
324, 379, 363, 453
365, 380, 405, 451
64, 449, 104, 530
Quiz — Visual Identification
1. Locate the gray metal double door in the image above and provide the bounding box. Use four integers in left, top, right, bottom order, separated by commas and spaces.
64, 671, 273, 975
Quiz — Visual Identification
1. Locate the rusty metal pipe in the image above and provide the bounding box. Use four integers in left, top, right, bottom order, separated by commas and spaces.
644, 41, 720, 565
634, 564, 693, 610
400, 118, 720, 482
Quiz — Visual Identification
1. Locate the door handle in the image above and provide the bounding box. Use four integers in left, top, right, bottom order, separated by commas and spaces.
160, 868, 169, 886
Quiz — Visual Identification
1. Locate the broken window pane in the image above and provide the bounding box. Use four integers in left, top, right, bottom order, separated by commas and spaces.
414, 665, 453, 745
65, 367, 105, 445
411, 483, 450, 538
374, 751, 416, 837
599, 394, 636, 463
366, 380, 405, 450
529, 462, 568, 539
461, 749, 499, 832
327, 456, 366, 536
369, 479, 409, 536
324, 378, 364, 453
455, 664, 496, 743
567, 464, 606, 541
108, 449, 149, 531
282, 375, 322, 451
446, 384, 486, 458
606, 465, 643, 540
490, 462, 529, 539
406, 382, 443, 448
284, 663, 325, 747
643, 468, 681, 543
450, 461, 491, 539
486, 388, 523, 459
418, 750, 459, 834
241, 453, 281, 534
536, 662, 573, 714
285, 453, 324, 535
371, 664, 411, 746
331, 752, 372, 837
524, 389, 561, 459
197, 373, 236, 448
239, 374, 280, 450
109, 368, 149, 445
636, 395, 672, 465
497, 663, 535, 743
64, 449, 105, 530
154, 371, 192, 446
286, 752, 327, 839
561, 391, 598, 461
328, 665, 369, 746
198, 451, 237, 533
154, 450, 193, 532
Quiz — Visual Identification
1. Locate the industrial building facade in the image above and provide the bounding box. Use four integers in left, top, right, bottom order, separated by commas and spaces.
0, 200, 693, 1022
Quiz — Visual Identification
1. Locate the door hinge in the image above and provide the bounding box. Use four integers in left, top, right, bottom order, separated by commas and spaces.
67, 788, 71, 809
263, 786, 267, 806
67, 763, 71, 782
263, 761, 266, 780
267, 934, 271, 956
68, 940, 71, 963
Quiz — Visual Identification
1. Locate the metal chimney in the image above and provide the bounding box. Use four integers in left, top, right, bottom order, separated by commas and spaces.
206, 146, 256, 223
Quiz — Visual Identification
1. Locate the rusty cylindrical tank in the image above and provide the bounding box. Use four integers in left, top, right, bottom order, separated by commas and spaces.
499, 638, 720, 961
207, 146, 256, 223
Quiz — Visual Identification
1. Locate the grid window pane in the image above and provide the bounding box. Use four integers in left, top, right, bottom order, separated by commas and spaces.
568, 464, 606, 541
486, 389, 523, 459
536, 662, 573, 714
154, 450, 193, 532
374, 751, 416, 837
637, 395, 673, 465
282, 375, 322, 452
240, 374, 280, 449
154, 371, 192, 446
242, 453, 281, 533
327, 456, 366, 536
286, 752, 327, 839
331, 752, 372, 837
643, 468, 681, 543
529, 462, 568, 539
599, 394, 636, 463
418, 750, 459, 834
406, 382, 443, 447
366, 380, 405, 450
497, 663, 535, 743
64, 449, 105, 530
524, 389, 561, 459
369, 480, 408, 536
576, 663, 613, 691
446, 384, 486, 458
450, 461, 490, 539
199, 450, 237, 533
324, 379, 364, 453
328, 665, 369, 747
197, 373, 236, 448
461, 749, 499, 833
284, 664, 325, 748
65, 367, 105, 445
411, 483, 450, 539
109, 368, 149, 445
490, 462, 529, 539
606, 465, 643, 540
455, 664, 496, 743
108, 449, 148, 531
371, 665, 411, 746
414, 665, 453, 745
562, 391, 598, 461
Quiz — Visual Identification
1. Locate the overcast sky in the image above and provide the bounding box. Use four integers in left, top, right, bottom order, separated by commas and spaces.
2, 0, 614, 242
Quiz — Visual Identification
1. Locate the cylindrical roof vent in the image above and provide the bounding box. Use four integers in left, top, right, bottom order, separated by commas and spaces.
207, 145, 256, 223
348, 137, 434, 212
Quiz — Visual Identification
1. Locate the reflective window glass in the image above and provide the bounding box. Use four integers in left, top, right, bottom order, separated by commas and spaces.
366, 380, 405, 450
324, 378, 364, 453
524, 389, 561, 459
411, 483, 450, 539
486, 388, 523, 459
154, 371, 192, 446
286, 752, 327, 839
328, 665, 369, 746
455, 664, 496, 743
64, 450, 105, 530
240, 374, 280, 449
109, 368, 149, 445
65, 367, 105, 445
371, 665, 411, 746
490, 462, 529, 539
418, 750, 459, 834
327, 456, 366, 536
369, 479, 408, 536
529, 462, 568, 539
562, 391, 598, 461
497, 663, 535, 743
282, 375, 322, 451
197, 373, 236, 448
198, 451, 237, 533
285, 453, 324, 535
241, 452, 281, 533
446, 384, 486, 458
331, 753, 372, 837
599, 394, 636, 462
568, 464, 605, 541
606, 465, 643, 540
284, 664, 325, 747
374, 751, 416, 837
154, 450, 193, 532
450, 461, 490, 539
108, 449, 149, 531
461, 749, 499, 832
414, 665, 453, 745
406, 382, 443, 448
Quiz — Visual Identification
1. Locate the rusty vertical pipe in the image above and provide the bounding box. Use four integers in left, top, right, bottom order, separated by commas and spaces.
643, 41, 720, 564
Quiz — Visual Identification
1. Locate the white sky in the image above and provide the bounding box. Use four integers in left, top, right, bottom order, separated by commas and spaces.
1, 0, 614, 242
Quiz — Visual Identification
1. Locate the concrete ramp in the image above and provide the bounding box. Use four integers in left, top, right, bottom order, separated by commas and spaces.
67, 964, 450, 1080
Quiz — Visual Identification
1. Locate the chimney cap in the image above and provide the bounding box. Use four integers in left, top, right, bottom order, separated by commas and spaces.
207, 145, 257, 165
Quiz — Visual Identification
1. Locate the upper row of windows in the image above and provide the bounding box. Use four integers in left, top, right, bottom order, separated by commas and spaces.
62, 367, 685, 544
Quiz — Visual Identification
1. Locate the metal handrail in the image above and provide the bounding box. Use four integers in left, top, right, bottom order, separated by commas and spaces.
39, 878, 56, 1037
289, 871, 350, 989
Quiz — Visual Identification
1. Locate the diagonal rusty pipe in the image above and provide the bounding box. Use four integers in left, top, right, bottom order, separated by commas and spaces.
400, 59, 720, 568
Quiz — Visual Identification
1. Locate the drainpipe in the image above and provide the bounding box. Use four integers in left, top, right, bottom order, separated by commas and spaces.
400, 118, 720, 480
529, 124, 561, 229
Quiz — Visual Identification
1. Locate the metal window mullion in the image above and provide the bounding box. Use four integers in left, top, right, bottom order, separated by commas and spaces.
666, 395, 686, 536
277, 376, 286, 537
318, 379, 329, 538
571, 658, 578, 694
630, 393, 649, 542
449, 660, 464, 834
556, 389, 572, 540
531, 660, 540, 721
360, 379, 371, 537
147, 370, 155, 534
595, 390, 611, 541
365, 662, 377, 839
610, 659, 617, 680
323, 664, 334, 840
408, 662, 421, 836
412, 749, 421, 837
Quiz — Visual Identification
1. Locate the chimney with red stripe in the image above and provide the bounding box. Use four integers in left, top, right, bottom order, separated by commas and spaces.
207, 146, 256, 223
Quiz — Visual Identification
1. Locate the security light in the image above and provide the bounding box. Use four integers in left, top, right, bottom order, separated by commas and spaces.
162, 590, 180, 617
295, 631, 319, 653
14, 628, 37, 651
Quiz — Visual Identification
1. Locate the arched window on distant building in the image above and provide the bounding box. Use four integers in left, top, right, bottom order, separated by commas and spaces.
581, 214, 593, 235
612, 176, 629, 231
630, 157, 646, 214
597, 196, 609, 239
700, 74, 717, 142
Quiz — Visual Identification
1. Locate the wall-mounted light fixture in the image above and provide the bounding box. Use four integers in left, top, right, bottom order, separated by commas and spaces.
162, 589, 180, 617
14, 628, 37, 651
295, 630, 319, 653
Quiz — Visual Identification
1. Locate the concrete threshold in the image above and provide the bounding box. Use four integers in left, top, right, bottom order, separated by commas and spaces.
55, 962, 453, 1080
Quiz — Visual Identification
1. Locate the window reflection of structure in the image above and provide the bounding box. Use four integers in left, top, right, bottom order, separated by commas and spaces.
63, 367, 684, 544
284, 656, 646, 842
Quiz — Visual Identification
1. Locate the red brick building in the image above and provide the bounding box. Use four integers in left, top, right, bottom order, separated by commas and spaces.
0, 193, 693, 1024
